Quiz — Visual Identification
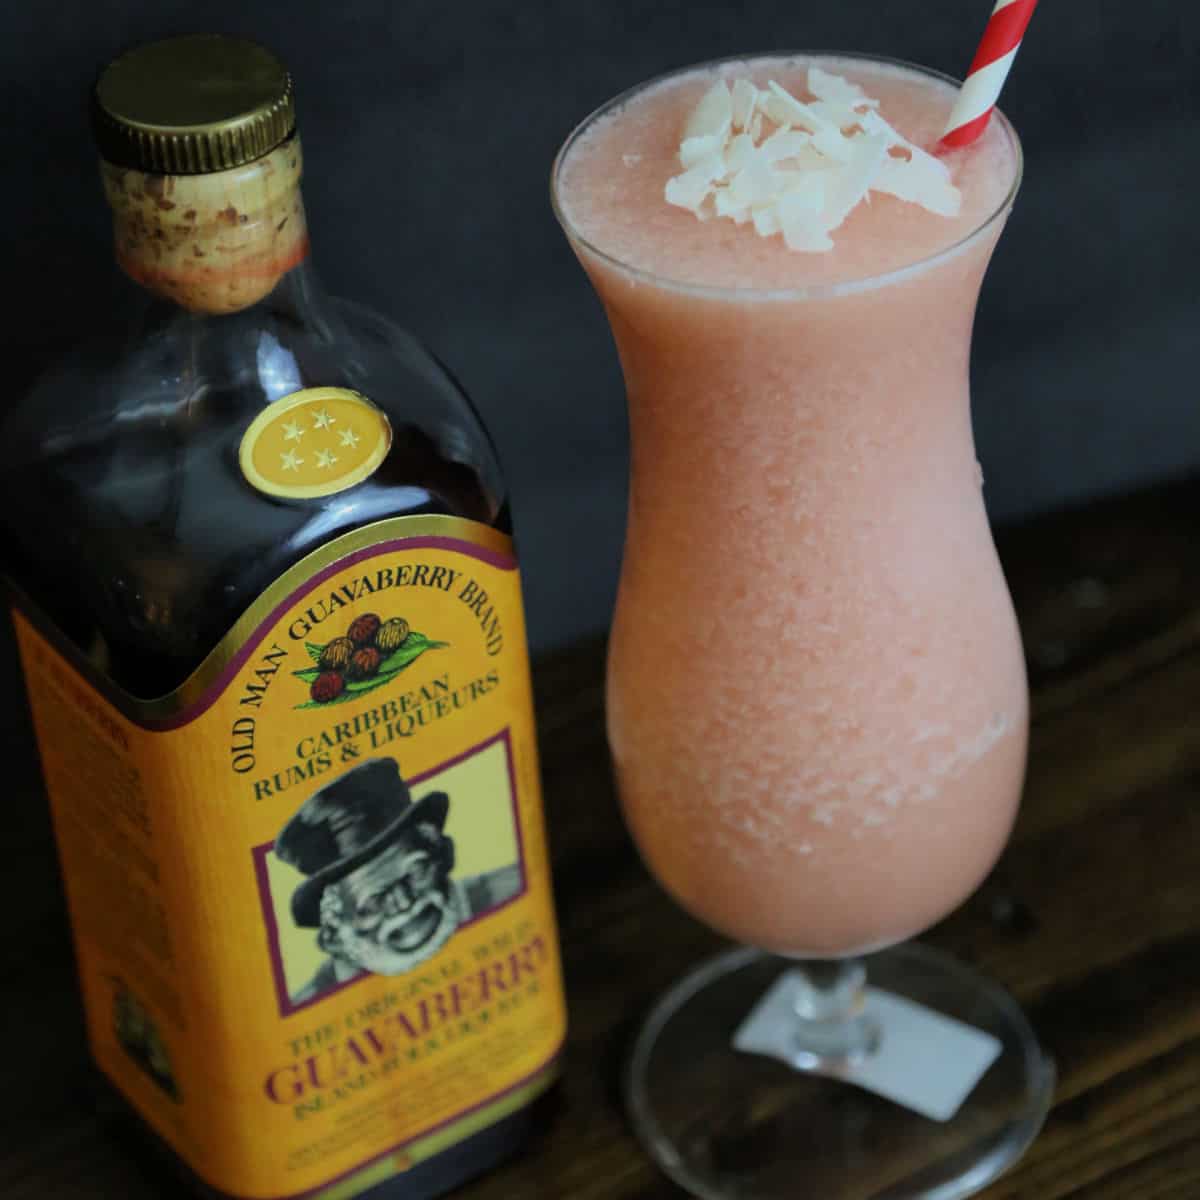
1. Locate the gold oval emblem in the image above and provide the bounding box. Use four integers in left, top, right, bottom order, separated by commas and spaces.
239, 387, 392, 500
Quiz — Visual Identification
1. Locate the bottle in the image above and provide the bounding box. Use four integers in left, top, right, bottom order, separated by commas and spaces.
0, 33, 566, 1200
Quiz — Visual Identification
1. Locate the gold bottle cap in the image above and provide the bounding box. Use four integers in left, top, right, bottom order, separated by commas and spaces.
92, 33, 295, 175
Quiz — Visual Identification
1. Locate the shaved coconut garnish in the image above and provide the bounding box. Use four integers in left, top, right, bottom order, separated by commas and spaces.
729, 153, 776, 208
752, 206, 782, 238
763, 82, 831, 134
664, 68, 962, 252
760, 128, 814, 164
860, 109, 963, 216
808, 64, 879, 110
679, 81, 733, 168
824, 133, 891, 229
731, 79, 759, 131
664, 150, 726, 210
724, 132, 757, 173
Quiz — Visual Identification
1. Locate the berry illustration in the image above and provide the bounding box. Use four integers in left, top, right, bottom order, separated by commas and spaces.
311, 672, 345, 703
319, 636, 355, 671
347, 647, 383, 681
375, 617, 410, 654
347, 613, 382, 646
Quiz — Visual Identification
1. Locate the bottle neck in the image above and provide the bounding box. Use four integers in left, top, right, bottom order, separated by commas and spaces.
101, 135, 311, 316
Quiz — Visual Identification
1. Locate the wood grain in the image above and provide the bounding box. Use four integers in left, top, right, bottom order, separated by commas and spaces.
1, 475, 1198, 1198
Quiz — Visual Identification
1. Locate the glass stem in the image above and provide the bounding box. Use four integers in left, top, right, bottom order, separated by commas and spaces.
790, 959, 880, 1071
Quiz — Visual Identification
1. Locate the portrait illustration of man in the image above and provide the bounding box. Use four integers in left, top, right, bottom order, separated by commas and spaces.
274, 757, 521, 1005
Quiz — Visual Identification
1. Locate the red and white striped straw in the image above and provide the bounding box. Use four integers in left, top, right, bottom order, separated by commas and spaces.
940, 0, 1040, 150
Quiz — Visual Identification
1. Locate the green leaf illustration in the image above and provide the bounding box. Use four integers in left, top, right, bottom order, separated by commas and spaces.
305, 642, 325, 665
376, 632, 445, 674
293, 631, 448, 708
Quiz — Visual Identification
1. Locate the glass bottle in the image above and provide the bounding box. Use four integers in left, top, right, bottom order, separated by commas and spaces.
2, 33, 565, 1200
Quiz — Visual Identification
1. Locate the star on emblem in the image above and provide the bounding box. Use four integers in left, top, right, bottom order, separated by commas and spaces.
314, 448, 339, 470
280, 449, 304, 472
339, 426, 361, 449
281, 418, 306, 442
312, 407, 337, 431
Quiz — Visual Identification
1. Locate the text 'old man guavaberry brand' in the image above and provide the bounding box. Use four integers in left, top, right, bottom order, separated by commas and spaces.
0, 35, 565, 1200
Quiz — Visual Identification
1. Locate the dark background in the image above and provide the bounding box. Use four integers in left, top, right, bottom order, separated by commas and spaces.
2, 0, 1197, 652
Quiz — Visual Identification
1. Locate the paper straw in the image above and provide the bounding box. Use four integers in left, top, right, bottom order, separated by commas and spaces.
941, 0, 1040, 150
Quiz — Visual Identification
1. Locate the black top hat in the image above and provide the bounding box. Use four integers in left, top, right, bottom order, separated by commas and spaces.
275, 758, 449, 928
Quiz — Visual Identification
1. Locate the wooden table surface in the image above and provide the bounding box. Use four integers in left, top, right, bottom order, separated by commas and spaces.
2, 476, 1199, 1198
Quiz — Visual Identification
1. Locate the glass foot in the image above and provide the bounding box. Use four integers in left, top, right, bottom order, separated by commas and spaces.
627, 942, 1054, 1199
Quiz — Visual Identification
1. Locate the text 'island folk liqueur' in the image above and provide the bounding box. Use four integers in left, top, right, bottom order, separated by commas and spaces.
0, 33, 565, 1200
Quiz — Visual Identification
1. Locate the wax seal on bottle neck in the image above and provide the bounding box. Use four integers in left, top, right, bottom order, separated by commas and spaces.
92, 34, 309, 313
92, 33, 295, 174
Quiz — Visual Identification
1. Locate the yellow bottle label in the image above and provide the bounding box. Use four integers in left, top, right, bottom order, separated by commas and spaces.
11, 515, 566, 1199
239, 387, 394, 500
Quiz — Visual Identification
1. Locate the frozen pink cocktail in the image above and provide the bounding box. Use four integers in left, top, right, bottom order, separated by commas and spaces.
554, 55, 1026, 956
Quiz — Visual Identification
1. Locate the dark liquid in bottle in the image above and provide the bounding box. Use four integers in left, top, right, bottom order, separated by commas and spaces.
5, 400, 502, 700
